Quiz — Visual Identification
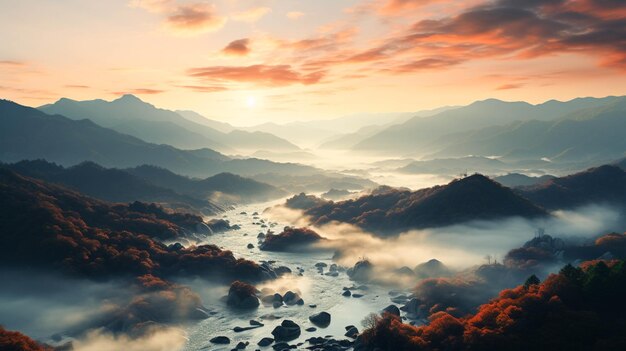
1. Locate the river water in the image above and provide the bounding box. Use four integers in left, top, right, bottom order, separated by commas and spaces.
182, 201, 404, 350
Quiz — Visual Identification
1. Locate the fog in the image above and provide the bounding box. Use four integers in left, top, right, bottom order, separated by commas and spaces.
71, 327, 186, 351
268, 203, 624, 273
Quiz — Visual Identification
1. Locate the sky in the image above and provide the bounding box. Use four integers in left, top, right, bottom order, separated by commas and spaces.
1, 0, 625, 125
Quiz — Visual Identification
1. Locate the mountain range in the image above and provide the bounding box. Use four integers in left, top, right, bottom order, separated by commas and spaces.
2, 159, 288, 212
0, 99, 318, 178
39, 95, 299, 153
348, 96, 624, 167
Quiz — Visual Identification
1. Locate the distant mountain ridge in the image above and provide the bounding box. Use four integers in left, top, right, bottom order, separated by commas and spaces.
39, 95, 299, 153
352, 96, 624, 165
0, 99, 317, 178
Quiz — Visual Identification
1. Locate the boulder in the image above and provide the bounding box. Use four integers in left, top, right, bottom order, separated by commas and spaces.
347, 260, 374, 281
342, 290, 352, 297
247, 243, 254, 249
271, 320, 301, 341
309, 312, 331, 327
210, 336, 230, 344
382, 304, 400, 317
283, 291, 301, 305
258, 337, 274, 346
400, 298, 422, 316
345, 326, 359, 338
227, 281, 259, 309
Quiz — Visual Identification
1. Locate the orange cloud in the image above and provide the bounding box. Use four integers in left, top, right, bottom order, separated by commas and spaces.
166, 3, 225, 33
379, 0, 442, 15
222, 38, 250, 56
112, 88, 164, 95
130, 0, 226, 34
187, 64, 325, 86
496, 83, 524, 90
177, 85, 228, 93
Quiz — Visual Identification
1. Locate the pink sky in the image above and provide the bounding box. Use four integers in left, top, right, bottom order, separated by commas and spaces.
1, 0, 625, 125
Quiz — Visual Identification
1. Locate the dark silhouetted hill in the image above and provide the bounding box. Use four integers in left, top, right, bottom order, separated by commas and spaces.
126, 165, 287, 203
493, 173, 555, 187
2, 160, 223, 214
306, 174, 547, 233
0, 168, 268, 281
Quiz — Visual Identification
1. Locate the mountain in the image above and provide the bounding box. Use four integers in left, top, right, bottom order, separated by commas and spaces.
399, 156, 507, 175
2, 160, 223, 214
516, 165, 626, 210
493, 173, 555, 187
175, 110, 235, 133
305, 174, 547, 234
246, 108, 453, 148
353, 96, 622, 156
39, 95, 299, 153
429, 97, 626, 163
126, 165, 287, 203
0, 99, 316, 178
318, 124, 387, 150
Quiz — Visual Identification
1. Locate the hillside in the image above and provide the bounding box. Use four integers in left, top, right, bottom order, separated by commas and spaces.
305, 174, 547, 233
127, 165, 287, 203
2, 160, 223, 214
493, 173, 555, 187
0, 168, 267, 280
516, 165, 626, 210
361, 260, 626, 350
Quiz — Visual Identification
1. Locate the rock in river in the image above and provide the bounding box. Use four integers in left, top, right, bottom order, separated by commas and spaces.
210, 336, 230, 344
271, 320, 301, 341
308, 312, 331, 327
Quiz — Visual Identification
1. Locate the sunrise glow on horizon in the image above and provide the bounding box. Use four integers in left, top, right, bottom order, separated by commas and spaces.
1, 0, 625, 125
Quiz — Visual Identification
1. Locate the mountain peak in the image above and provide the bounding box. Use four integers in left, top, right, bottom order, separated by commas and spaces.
115, 94, 144, 104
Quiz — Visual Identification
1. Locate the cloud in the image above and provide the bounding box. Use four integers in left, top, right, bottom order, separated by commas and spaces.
65, 85, 90, 89
287, 11, 305, 20
222, 38, 250, 56
112, 88, 164, 95
0, 60, 27, 67
392, 0, 626, 68
231, 7, 271, 23
379, 0, 443, 15
130, 0, 226, 34
71, 327, 186, 351
177, 85, 228, 93
496, 83, 524, 90
187, 64, 325, 87
165, 3, 225, 33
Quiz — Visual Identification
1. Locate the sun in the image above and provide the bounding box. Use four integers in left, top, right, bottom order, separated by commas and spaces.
246, 96, 257, 109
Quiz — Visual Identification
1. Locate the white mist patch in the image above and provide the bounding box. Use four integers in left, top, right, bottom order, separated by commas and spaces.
309, 204, 623, 272
72, 327, 187, 351
552, 204, 623, 236
263, 205, 309, 226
